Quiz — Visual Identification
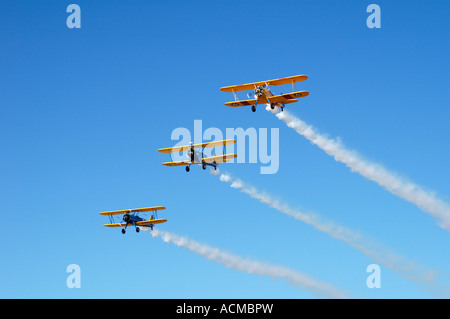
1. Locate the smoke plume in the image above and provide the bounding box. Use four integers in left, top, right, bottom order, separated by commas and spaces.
146, 228, 350, 298
274, 110, 450, 231
217, 171, 439, 288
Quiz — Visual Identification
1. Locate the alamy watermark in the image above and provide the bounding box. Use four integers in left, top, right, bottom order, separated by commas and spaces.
366, 264, 381, 288
66, 264, 81, 288
366, 4, 381, 29
169, 120, 279, 175
66, 4, 81, 29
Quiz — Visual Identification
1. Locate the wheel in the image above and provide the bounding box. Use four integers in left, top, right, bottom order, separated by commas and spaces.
185, 166, 190, 172
270, 103, 275, 109
121, 229, 126, 234
136, 227, 140, 233
251, 105, 256, 112
202, 163, 207, 170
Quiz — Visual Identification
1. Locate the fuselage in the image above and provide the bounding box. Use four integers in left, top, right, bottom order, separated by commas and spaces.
254, 87, 283, 108
123, 213, 147, 225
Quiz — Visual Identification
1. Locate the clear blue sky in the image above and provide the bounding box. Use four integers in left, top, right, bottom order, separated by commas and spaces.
0, 0, 449, 298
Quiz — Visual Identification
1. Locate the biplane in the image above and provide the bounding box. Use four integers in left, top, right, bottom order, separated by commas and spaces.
220, 74, 309, 112
100, 206, 167, 234
158, 139, 237, 172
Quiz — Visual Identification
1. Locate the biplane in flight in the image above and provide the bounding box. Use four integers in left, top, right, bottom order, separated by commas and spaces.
100, 206, 167, 234
158, 139, 237, 172
220, 74, 309, 112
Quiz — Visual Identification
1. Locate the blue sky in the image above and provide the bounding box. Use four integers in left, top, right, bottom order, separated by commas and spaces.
0, 0, 449, 298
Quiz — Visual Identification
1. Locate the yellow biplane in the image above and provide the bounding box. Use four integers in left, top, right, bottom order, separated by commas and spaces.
158, 139, 237, 172
220, 74, 309, 112
100, 206, 167, 234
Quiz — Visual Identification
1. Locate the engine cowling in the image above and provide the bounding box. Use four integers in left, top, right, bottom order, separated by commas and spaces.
254, 86, 264, 97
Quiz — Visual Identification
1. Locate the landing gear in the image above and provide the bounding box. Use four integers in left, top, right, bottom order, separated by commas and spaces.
121, 227, 139, 234
251, 105, 256, 112
270, 103, 275, 110
185, 165, 190, 172
202, 163, 207, 170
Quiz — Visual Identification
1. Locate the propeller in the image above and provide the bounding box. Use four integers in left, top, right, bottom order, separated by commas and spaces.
123, 213, 131, 223
254, 85, 265, 97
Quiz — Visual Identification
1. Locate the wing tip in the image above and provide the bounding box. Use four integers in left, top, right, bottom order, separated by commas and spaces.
225, 153, 238, 161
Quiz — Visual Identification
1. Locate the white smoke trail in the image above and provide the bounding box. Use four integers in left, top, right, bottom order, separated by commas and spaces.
218, 171, 438, 288
146, 228, 350, 299
274, 110, 450, 231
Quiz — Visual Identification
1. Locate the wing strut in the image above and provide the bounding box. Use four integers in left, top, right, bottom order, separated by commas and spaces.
232, 90, 238, 101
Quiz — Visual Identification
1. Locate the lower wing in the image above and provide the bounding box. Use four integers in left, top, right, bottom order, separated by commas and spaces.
162, 160, 194, 167
224, 90, 309, 107
136, 219, 167, 226
103, 219, 167, 227
202, 153, 237, 164
271, 91, 309, 102
225, 99, 258, 107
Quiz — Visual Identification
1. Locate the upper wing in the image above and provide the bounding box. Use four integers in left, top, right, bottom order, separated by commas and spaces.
224, 91, 309, 107
131, 206, 166, 213
202, 153, 237, 164
220, 75, 308, 93
99, 206, 166, 216
201, 139, 236, 149
265, 75, 308, 87
158, 139, 236, 153
158, 145, 192, 153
